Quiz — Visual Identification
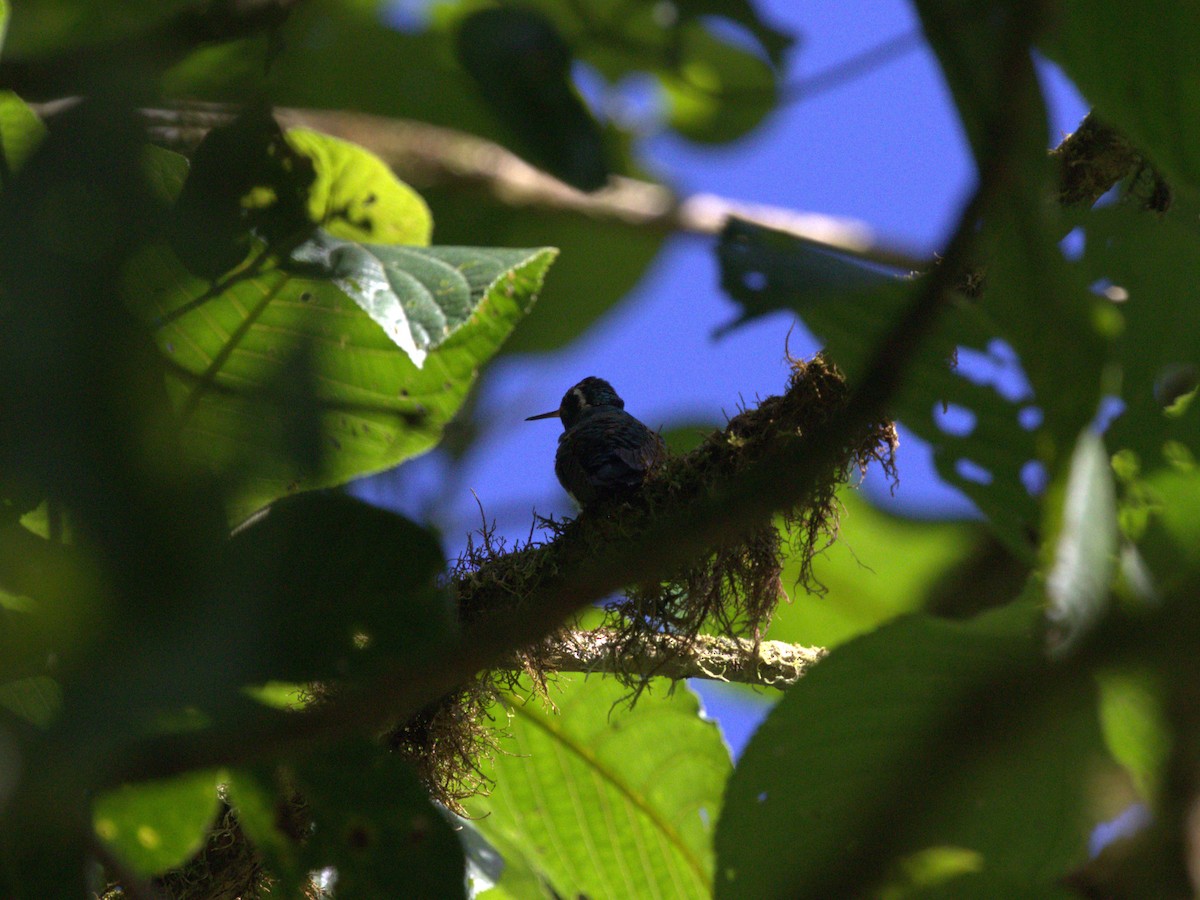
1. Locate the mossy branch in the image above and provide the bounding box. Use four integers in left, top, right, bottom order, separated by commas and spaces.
535, 629, 827, 688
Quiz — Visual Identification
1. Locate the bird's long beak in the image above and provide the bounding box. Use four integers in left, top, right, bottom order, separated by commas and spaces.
525, 409, 560, 421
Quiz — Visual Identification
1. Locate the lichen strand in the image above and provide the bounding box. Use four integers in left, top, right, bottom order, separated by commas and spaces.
384, 686, 498, 814
602, 353, 896, 675
390, 354, 896, 805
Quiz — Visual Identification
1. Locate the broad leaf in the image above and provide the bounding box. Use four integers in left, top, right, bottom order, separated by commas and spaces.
1041, 2, 1200, 193
717, 218, 1045, 556
769, 490, 983, 649
213, 492, 454, 685
163, 1, 662, 355
456, 8, 608, 191
465, 674, 730, 900
0, 92, 45, 174
230, 743, 467, 898
2, 0, 194, 58
1097, 669, 1170, 801
0, 675, 59, 727
1076, 206, 1200, 479
93, 769, 222, 877
716, 606, 1108, 898
286, 128, 433, 245
913, 0, 1048, 171
126, 187, 556, 517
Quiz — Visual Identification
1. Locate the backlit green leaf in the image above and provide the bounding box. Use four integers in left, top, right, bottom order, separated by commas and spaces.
93, 770, 222, 877
465, 674, 730, 900
125, 221, 556, 518
286, 128, 433, 245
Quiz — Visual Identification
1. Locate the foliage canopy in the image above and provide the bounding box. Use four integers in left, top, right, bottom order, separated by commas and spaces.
0, 0, 1199, 897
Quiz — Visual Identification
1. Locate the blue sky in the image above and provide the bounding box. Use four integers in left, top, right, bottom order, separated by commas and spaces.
363, 0, 1091, 757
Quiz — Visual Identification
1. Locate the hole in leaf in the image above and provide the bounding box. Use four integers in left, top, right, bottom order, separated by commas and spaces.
933, 402, 976, 437
607, 73, 664, 131
955, 340, 1033, 402
1021, 460, 1047, 496
1018, 405, 1043, 430
1093, 395, 1126, 432
742, 270, 768, 292
955, 458, 993, 485
1060, 226, 1085, 261
756, 791, 768, 803
1089, 277, 1129, 302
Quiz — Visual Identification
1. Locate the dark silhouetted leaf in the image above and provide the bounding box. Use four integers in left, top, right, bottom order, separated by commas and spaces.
214, 492, 453, 684
1041, 2, 1200, 192
457, 8, 608, 191
2, 0, 194, 59
231, 742, 467, 898
716, 606, 1108, 899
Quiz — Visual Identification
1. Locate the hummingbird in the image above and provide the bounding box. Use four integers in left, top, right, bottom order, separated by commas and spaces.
526, 376, 664, 506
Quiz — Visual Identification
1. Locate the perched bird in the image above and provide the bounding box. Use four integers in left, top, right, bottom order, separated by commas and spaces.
526, 376, 664, 506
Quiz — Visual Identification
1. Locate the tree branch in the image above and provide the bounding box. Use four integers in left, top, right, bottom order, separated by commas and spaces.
37, 99, 925, 271
537, 629, 826, 689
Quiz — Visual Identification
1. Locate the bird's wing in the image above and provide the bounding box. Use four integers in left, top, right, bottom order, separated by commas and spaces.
556, 411, 663, 503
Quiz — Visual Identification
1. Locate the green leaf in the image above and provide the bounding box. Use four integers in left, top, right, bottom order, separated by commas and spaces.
456, 8, 608, 191
1040, 2, 1200, 192
233, 742, 467, 898
1076, 206, 1200, 479
717, 217, 911, 377
126, 214, 556, 517
1097, 669, 1170, 801
285, 128, 433, 245
913, 0, 1048, 169
164, 3, 661, 356
93, 769, 222, 877
769, 490, 982, 649
1132, 467, 1200, 596
0, 675, 59, 727
1044, 431, 1119, 655
290, 232, 546, 368
521, 0, 783, 144
670, 0, 794, 69
716, 606, 1108, 899
465, 674, 731, 900
215, 492, 454, 684
2, 0, 195, 58
224, 769, 307, 897
716, 218, 1044, 556
656, 21, 779, 144
0, 92, 45, 175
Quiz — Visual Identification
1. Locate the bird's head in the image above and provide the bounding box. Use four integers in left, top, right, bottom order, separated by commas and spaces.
526, 376, 624, 429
